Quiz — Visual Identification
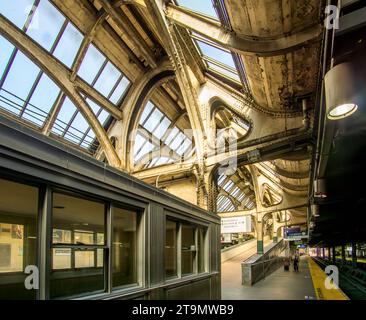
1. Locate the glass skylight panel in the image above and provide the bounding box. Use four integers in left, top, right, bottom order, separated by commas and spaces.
169, 132, 185, 151
81, 131, 96, 149
85, 98, 111, 126
0, 36, 15, 77
196, 40, 236, 69
231, 187, 241, 198
26, 0, 66, 51
134, 101, 194, 168
207, 62, 241, 82
134, 134, 146, 156
93, 62, 122, 98
77, 45, 106, 85
177, 0, 217, 19
1, 51, 40, 113
77, 44, 130, 105
176, 137, 191, 156
65, 113, 89, 144
23, 73, 60, 124
237, 193, 245, 202
165, 127, 179, 145
153, 117, 171, 140
139, 101, 154, 125
109, 77, 130, 105
218, 174, 226, 186
53, 97, 76, 131
0, 0, 35, 29
223, 180, 234, 192
53, 23, 83, 68
135, 141, 154, 161
143, 108, 164, 132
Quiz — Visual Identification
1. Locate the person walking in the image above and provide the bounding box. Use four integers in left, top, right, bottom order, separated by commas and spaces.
293, 255, 299, 272
284, 257, 290, 271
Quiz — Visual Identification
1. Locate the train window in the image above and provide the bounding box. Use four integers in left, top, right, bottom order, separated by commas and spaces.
112, 207, 138, 289
165, 220, 178, 278
50, 192, 106, 299
0, 178, 38, 300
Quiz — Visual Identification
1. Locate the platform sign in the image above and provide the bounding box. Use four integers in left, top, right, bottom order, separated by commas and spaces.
221, 216, 251, 234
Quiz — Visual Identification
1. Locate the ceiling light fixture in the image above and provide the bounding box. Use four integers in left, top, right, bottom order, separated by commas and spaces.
325, 62, 361, 120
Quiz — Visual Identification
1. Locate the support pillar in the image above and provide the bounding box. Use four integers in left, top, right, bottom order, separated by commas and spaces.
322, 247, 325, 259
352, 242, 358, 268
341, 245, 346, 264
257, 221, 264, 255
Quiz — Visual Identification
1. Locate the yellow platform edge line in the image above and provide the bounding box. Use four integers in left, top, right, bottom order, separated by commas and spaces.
307, 257, 349, 300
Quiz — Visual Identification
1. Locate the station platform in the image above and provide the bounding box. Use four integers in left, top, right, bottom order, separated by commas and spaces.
222, 255, 349, 300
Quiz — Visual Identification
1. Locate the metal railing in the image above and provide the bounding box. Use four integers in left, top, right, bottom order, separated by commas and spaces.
242, 239, 288, 286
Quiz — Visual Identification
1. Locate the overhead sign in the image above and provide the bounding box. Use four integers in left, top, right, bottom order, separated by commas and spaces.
221, 216, 251, 234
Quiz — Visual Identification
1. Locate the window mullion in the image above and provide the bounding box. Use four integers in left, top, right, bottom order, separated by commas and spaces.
177, 223, 182, 278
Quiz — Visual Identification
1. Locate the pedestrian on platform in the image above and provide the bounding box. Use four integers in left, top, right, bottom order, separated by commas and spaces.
293, 255, 299, 272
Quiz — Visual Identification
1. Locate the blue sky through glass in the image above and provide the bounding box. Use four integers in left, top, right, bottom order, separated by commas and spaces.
0, 0, 131, 153
196, 40, 235, 68
177, 0, 217, 18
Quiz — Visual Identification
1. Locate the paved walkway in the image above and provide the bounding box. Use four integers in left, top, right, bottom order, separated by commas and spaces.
222, 255, 317, 300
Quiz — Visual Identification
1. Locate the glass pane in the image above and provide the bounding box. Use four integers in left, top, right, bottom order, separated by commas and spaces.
0, 178, 38, 300
52, 248, 71, 270
53, 97, 77, 129
164, 127, 179, 145
109, 77, 130, 104
65, 113, 89, 143
0, 36, 15, 78
0, 0, 35, 29
207, 62, 241, 82
53, 22, 83, 68
165, 220, 177, 278
143, 108, 163, 132
50, 193, 105, 299
53, 229, 71, 244
2, 51, 40, 112
23, 73, 60, 126
139, 101, 154, 125
169, 132, 185, 151
75, 250, 94, 268
112, 207, 138, 288
77, 44, 106, 84
198, 228, 206, 273
93, 62, 121, 98
135, 140, 154, 162
52, 193, 105, 243
181, 224, 196, 275
133, 134, 146, 157
26, 0, 65, 51
177, 0, 217, 18
153, 117, 171, 140
196, 40, 236, 68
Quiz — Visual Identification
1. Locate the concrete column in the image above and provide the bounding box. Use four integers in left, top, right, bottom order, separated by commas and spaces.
272, 224, 278, 243
341, 245, 346, 264
352, 242, 358, 268
257, 221, 264, 255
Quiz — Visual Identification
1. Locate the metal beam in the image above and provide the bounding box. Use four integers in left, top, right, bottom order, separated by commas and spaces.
165, 4, 322, 57
0, 14, 121, 167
